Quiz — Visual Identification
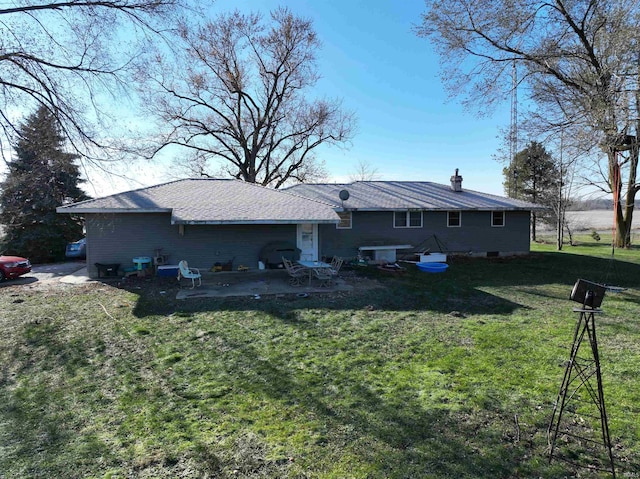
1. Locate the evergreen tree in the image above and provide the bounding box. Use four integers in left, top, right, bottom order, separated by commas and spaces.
0, 106, 88, 263
503, 142, 559, 241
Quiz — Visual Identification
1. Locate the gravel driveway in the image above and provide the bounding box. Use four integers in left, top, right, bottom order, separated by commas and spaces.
0, 261, 87, 288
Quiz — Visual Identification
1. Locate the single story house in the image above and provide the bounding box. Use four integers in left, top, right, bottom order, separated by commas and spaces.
57, 172, 540, 278
284, 170, 540, 261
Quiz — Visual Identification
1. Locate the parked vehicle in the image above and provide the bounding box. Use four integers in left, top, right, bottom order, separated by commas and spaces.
65, 238, 86, 259
0, 255, 32, 281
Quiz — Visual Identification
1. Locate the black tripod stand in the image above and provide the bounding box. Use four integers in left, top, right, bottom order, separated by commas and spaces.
548, 283, 615, 477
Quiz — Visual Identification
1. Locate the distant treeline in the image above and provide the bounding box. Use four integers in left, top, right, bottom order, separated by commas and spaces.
567, 198, 615, 211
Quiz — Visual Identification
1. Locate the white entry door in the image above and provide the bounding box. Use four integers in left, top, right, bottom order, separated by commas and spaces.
297, 223, 318, 261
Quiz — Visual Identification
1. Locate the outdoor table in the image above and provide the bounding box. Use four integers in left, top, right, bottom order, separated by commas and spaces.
133, 256, 152, 270
297, 260, 332, 285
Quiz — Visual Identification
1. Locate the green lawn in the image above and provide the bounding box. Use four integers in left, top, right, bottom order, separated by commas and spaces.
1, 240, 639, 478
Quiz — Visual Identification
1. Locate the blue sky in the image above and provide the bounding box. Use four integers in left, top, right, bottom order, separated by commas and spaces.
0, 0, 512, 198
201, 0, 511, 196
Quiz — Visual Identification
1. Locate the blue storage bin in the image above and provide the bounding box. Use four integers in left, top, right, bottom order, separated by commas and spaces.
157, 265, 179, 277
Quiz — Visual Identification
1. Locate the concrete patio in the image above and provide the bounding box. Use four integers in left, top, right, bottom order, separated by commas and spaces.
175, 269, 354, 299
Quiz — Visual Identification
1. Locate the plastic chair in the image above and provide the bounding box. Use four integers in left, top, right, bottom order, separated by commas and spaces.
178, 260, 201, 288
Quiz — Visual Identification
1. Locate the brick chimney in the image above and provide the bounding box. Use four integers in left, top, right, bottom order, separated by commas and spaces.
450, 168, 463, 192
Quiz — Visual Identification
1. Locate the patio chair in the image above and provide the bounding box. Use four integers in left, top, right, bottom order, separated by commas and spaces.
282, 257, 309, 286
329, 256, 344, 276
178, 260, 201, 288
312, 267, 334, 288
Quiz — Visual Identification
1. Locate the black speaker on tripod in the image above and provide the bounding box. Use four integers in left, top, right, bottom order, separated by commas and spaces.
570, 278, 606, 308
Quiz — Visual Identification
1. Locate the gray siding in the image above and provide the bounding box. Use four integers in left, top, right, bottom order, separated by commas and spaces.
84, 209, 531, 277
318, 210, 531, 259
85, 213, 295, 277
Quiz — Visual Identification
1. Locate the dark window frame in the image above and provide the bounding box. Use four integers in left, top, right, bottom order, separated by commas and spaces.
491, 211, 505, 227
447, 211, 461, 227
393, 210, 423, 228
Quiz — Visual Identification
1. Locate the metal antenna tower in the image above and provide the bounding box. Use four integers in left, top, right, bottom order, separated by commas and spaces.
509, 60, 518, 197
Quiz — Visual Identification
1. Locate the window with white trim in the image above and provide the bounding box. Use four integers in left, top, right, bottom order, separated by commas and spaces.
337, 211, 352, 229
447, 211, 461, 227
491, 211, 505, 227
394, 210, 422, 228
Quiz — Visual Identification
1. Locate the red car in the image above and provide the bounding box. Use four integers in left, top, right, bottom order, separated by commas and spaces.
0, 255, 32, 281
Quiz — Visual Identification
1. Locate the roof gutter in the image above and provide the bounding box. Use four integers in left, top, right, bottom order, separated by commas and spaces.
56, 207, 173, 214
172, 219, 339, 225
335, 206, 546, 212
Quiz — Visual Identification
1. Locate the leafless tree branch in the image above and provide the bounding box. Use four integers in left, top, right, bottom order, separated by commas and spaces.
138, 7, 356, 188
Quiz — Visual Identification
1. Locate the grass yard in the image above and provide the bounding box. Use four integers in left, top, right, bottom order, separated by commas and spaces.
1, 239, 640, 478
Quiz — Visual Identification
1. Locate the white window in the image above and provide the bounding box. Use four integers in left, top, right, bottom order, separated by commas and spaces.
337, 211, 352, 229
447, 211, 461, 227
492, 211, 505, 227
394, 211, 422, 228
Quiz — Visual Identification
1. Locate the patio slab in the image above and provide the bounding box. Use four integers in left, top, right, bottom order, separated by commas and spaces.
176, 270, 353, 299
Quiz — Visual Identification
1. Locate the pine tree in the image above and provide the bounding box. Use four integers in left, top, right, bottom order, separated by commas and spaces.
503, 142, 560, 241
0, 106, 88, 263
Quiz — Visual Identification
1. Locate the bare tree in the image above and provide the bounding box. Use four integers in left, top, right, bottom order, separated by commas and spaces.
349, 159, 380, 182
139, 7, 356, 188
0, 0, 192, 164
417, 0, 640, 247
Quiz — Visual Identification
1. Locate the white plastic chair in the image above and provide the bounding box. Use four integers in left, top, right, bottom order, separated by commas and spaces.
178, 260, 201, 288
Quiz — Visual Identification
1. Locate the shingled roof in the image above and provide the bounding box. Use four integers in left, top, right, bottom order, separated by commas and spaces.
57, 179, 340, 224
285, 181, 541, 211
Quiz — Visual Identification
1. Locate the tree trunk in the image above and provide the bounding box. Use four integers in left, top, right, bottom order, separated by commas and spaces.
531, 212, 537, 242
619, 189, 637, 247
556, 204, 565, 251
612, 143, 638, 248
565, 223, 574, 246
610, 150, 624, 249
613, 192, 625, 249
556, 161, 564, 250
621, 141, 639, 247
